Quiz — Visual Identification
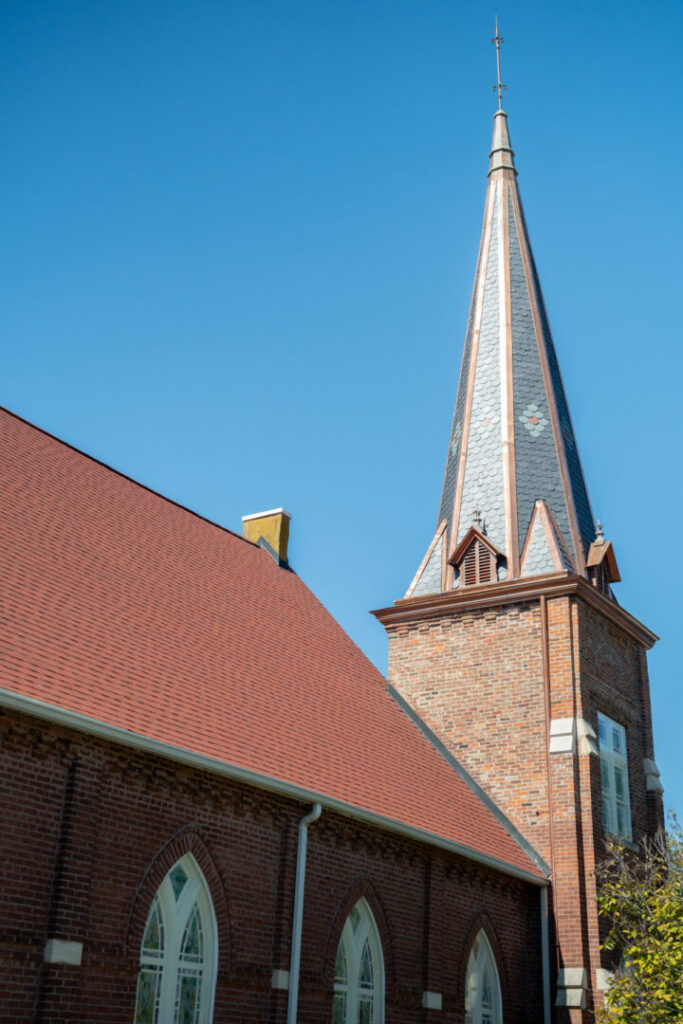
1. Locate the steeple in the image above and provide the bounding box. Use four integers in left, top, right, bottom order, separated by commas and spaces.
408, 91, 597, 597
380, 42, 662, 1018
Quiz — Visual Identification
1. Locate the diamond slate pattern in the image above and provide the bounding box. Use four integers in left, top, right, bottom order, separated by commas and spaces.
412, 109, 597, 594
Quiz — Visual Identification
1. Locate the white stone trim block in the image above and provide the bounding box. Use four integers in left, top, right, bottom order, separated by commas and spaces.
271, 969, 290, 990
596, 968, 614, 992
422, 991, 442, 1010
549, 718, 598, 755
549, 718, 575, 754
576, 718, 599, 756
43, 939, 83, 966
556, 965, 587, 1008
557, 967, 587, 987
643, 757, 664, 793
556, 988, 586, 1008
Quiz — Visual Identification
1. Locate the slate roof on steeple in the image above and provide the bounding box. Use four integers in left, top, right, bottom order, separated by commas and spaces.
410, 108, 595, 596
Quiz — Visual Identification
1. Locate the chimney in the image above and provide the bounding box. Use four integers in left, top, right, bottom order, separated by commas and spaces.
241, 508, 291, 566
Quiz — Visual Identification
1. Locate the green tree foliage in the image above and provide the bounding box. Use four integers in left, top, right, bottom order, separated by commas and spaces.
597, 818, 683, 1022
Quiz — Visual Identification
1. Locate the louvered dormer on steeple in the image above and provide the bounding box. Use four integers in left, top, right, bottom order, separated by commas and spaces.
409, 107, 602, 598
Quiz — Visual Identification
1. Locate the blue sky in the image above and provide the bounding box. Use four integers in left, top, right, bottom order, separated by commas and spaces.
3, 1, 682, 815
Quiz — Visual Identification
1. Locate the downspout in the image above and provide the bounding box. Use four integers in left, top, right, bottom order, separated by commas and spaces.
540, 596, 556, 1020
540, 594, 559, 972
287, 803, 322, 1024
540, 886, 552, 1024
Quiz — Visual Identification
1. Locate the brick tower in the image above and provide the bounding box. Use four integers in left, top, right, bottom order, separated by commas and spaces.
373, 99, 664, 1019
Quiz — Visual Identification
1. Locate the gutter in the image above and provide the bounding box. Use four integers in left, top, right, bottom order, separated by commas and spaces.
286, 804, 322, 1024
0, 688, 546, 887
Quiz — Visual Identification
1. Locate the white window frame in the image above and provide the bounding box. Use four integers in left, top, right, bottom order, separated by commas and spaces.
598, 712, 632, 841
134, 853, 218, 1024
332, 898, 385, 1024
465, 930, 502, 1024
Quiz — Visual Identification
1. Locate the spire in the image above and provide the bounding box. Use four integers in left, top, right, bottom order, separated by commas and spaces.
489, 109, 516, 176
407, 40, 597, 598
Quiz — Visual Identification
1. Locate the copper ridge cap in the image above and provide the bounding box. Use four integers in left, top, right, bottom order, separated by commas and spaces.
488, 108, 517, 177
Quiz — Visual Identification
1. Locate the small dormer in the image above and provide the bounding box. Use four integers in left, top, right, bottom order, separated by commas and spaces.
585, 520, 620, 597
450, 526, 504, 587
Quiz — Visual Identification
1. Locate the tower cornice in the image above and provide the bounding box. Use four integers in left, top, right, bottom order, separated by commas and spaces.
373, 574, 658, 649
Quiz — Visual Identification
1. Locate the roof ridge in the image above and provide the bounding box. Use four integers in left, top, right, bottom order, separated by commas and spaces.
0, 405, 259, 553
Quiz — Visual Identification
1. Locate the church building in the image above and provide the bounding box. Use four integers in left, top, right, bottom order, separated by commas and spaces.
1, 84, 663, 1024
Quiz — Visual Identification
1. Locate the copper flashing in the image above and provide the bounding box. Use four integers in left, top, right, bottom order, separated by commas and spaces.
500, 178, 521, 577
449, 182, 498, 562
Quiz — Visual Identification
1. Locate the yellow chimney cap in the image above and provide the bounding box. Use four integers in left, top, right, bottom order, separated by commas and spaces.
241, 508, 291, 522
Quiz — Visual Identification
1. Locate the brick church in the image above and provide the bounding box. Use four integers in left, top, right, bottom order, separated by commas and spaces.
2, 95, 663, 1023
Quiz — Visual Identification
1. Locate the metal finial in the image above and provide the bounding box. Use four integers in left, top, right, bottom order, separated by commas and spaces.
473, 509, 482, 528
491, 17, 507, 109
596, 518, 604, 542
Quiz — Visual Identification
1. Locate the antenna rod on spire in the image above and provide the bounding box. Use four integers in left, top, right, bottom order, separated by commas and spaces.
491, 17, 507, 109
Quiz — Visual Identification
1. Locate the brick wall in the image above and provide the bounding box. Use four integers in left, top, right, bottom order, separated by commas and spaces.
386, 600, 551, 859
573, 599, 663, 845
1, 708, 544, 1024
383, 585, 662, 1024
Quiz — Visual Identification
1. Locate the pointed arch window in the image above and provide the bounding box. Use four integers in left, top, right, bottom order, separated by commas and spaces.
465, 931, 502, 1024
134, 855, 217, 1024
332, 899, 384, 1024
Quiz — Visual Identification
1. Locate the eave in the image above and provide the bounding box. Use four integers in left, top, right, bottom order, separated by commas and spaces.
0, 688, 546, 887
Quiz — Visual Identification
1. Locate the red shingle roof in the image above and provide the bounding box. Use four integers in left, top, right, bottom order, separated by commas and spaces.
0, 408, 542, 880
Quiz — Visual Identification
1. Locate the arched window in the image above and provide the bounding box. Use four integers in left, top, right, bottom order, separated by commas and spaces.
332, 898, 384, 1024
465, 931, 502, 1024
134, 854, 217, 1024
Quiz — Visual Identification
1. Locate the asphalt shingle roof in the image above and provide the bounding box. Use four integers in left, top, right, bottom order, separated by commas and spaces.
1, 407, 542, 880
